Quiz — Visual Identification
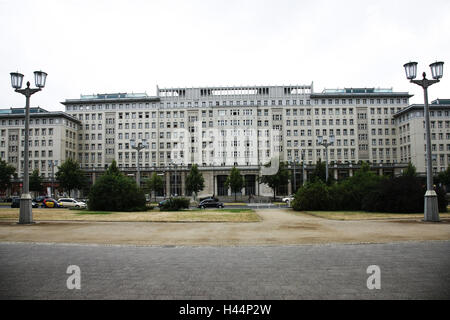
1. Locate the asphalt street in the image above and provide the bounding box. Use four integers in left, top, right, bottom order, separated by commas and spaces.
0, 241, 449, 299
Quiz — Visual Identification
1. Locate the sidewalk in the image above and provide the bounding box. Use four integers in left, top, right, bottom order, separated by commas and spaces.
0, 209, 449, 246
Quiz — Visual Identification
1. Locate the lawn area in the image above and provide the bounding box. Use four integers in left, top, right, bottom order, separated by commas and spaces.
0, 208, 260, 222
292, 210, 450, 221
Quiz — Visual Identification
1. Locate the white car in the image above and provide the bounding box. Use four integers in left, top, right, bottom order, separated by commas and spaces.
282, 195, 294, 203
57, 198, 86, 208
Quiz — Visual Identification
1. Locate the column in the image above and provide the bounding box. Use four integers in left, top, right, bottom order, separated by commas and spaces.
181, 171, 186, 196
165, 172, 170, 198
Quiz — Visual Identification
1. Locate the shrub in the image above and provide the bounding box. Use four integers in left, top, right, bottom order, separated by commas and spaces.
160, 197, 190, 211
88, 161, 147, 212
362, 176, 448, 213
292, 180, 332, 211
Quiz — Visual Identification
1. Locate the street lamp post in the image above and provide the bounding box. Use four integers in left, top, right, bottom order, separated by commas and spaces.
301, 151, 306, 186
130, 139, 148, 188
317, 135, 335, 183
290, 158, 299, 194
403, 61, 444, 222
48, 160, 58, 198
170, 161, 179, 197
10, 71, 47, 224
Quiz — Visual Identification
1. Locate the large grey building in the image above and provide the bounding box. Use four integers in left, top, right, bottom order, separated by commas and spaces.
2, 84, 448, 198
60, 85, 417, 197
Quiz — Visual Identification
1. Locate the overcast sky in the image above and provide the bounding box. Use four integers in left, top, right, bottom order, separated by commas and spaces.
1, 0, 449, 111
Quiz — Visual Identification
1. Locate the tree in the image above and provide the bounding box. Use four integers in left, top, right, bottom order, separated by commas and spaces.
292, 180, 331, 211
224, 166, 244, 202
55, 158, 87, 197
29, 169, 43, 197
185, 164, 204, 200
88, 160, 146, 211
310, 160, 326, 183
402, 162, 417, 177
259, 161, 290, 201
0, 159, 16, 194
146, 172, 164, 202
437, 165, 450, 192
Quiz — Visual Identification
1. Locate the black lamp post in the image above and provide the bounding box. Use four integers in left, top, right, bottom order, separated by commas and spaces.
403, 61, 444, 222
317, 134, 334, 182
10, 71, 47, 224
130, 139, 148, 188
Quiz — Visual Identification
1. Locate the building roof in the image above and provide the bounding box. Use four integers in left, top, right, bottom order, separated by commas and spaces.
62, 92, 160, 105
311, 87, 412, 98
0, 108, 81, 124
393, 99, 450, 117
0, 107, 48, 114
432, 99, 450, 105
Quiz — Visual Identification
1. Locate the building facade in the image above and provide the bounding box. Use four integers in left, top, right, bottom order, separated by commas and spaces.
59, 85, 417, 197
2, 85, 448, 198
0, 107, 80, 196
394, 99, 450, 174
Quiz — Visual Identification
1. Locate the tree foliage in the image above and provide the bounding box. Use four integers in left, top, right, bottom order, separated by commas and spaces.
55, 158, 86, 196
88, 160, 146, 211
259, 161, 290, 200
402, 162, 417, 177
146, 172, 165, 201
437, 165, 450, 187
29, 169, 44, 195
224, 166, 244, 201
310, 160, 327, 183
292, 180, 331, 211
185, 164, 204, 198
291, 161, 447, 213
0, 159, 16, 192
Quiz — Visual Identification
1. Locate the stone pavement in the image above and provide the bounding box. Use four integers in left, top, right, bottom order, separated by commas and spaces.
0, 241, 449, 299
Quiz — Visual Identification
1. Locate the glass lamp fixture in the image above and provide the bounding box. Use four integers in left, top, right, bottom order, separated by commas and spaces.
317, 136, 323, 145
10, 72, 24, 89
34, 71, 48, 88
429, 61, 444, 80
403, 62, 418, 80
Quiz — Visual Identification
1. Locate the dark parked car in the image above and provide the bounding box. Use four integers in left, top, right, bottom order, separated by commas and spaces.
11, 197, 20, 208
197, 199, 224, 209
199, 196, 219, 202
33, 196, 50, 204
10, 197, 39, 208
158, 199, 169, 207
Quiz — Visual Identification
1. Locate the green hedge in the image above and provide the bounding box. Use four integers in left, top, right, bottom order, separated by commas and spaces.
292, 175, 448, 213
160, 197, 190, 211
88, 168, 147, 212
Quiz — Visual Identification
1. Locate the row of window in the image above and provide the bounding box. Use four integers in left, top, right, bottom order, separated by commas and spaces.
67, 95, 409, 112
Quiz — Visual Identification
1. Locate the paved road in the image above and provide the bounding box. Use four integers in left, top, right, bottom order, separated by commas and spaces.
0, 241, 449, 299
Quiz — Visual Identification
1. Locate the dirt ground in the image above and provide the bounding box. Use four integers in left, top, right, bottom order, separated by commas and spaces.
0, 209, 449, 246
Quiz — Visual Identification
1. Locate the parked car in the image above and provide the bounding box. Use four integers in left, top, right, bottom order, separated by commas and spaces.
199, 196, 219, 202
33, 196, 50, 204
41, 198, 61, 208
197, 199, 224, 209
10, 197, 39, 208
158, 199, 169, 208
57, 198, 87, 208
2, 196, 13, 203
11, 197, 20, 208
282, 195, 294, 203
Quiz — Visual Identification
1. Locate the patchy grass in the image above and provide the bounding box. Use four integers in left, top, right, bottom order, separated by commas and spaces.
292, 210, 450, 221
76, 211, 115, 215
0, 208, 260, 222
